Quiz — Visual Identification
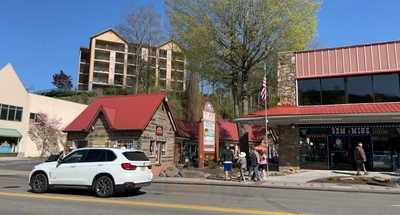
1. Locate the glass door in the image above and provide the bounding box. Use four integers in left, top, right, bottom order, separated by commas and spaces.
329, 136, 352, 170
372, 136, 393, 170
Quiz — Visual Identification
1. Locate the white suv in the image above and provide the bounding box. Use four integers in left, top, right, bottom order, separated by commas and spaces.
29, 148, 153, 197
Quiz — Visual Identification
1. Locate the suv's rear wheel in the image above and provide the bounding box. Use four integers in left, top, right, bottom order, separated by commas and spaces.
30, 173, 48, 193
93, 176, 114, 197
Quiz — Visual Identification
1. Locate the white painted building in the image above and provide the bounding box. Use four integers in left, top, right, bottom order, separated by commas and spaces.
0, 64, 87, 157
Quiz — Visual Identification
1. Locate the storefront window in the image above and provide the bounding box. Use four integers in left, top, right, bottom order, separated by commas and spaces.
299, 137, 328, 169
347, 75, 373, 103
321, 77, 345, 104
373, 73, 400, 102
299, 128, 328, 169
298, 79, 321, 105
298, 73, 400, 105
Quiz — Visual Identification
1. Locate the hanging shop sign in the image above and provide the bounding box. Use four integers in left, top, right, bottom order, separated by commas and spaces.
155, 125, 163, 136
203, 102, 215, 152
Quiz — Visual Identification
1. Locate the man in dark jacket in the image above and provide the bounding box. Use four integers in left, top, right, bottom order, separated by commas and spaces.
249, 148, 261, 181
354, 143, 368, 176
220, 145, 234, 180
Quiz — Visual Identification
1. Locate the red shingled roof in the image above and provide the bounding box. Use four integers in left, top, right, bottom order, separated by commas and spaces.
64, 92, 169, 131
247, 102, 400, 117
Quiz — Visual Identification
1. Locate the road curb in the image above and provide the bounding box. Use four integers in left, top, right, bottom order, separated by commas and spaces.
152, 179, 400, 195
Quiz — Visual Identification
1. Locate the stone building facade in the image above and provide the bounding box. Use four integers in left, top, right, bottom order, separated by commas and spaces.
277, 52, 296, 106
64, 93, 176, 169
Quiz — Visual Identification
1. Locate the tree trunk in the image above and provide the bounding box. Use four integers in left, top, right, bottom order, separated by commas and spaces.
241, 80, 249, 116
232, 84, 240, 117
135, 52, 140, 94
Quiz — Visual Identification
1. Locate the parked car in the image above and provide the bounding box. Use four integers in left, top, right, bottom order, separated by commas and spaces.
29, 148, 153, 197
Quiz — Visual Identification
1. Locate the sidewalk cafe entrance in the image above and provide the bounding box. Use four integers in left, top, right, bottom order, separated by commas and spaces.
299, 124, 400, 171
0, 128, 21, 154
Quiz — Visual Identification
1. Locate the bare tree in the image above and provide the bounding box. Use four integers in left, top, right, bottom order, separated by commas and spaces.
29, 113, 64, 157
116, 5, 166, 93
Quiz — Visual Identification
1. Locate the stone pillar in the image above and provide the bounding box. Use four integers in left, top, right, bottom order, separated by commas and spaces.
237, 123, 249, 156
277, 125, 300, 172
277, 52, 297, 106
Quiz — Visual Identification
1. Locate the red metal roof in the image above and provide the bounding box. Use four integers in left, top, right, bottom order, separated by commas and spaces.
64, 92, 168, 131
175, 120, 199, 139
217, 120, 239, 141
175, 120, 261, 142
247, 102, 400, 117
295, 40, 400, 79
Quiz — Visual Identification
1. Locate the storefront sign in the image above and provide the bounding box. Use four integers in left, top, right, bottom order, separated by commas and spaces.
331, 127, 370, 135
203, 102, 215, 152
156, 126, 163, 136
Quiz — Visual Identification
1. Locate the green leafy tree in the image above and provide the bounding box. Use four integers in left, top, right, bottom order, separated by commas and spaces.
165, 0, 319, 116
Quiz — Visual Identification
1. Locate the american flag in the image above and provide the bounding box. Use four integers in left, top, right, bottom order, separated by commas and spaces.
260, 75, 268, 102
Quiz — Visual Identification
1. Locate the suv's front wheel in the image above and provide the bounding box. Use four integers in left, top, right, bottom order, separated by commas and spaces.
93, 175, 114, 197
30, 173, 49, 193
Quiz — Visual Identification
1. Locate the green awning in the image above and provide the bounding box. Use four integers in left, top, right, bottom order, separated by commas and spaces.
0, 128, 22, 138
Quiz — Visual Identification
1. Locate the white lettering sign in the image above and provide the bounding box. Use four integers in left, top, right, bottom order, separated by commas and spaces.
203, 102, 215, 152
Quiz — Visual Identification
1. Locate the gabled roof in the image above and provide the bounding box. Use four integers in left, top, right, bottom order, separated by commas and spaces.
90, 28, 129, 44
64, 92, 175, 132
0, 63, 28, 94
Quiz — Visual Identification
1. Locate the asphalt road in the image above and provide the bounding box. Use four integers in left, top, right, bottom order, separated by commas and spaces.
0, 159, 42, 171
0, 173, 400, 215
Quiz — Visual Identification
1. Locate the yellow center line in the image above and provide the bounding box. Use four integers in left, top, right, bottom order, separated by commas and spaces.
0, 191, 304, 215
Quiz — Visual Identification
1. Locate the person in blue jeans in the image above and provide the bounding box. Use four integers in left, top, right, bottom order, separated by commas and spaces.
249, 147, 261, 181
239, 152, 247, 182
220, 145, 234, 180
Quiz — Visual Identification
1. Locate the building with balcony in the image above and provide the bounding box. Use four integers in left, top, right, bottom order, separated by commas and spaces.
238, 40, 400, 172
77, 29, 186, 93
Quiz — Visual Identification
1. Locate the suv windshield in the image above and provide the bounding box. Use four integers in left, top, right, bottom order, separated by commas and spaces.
123, 151, 149, 161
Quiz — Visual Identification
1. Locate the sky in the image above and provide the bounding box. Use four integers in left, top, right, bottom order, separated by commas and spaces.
1, 0, 400, 91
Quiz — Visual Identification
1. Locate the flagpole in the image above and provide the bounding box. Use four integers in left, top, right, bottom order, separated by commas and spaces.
263, 63, 269, 177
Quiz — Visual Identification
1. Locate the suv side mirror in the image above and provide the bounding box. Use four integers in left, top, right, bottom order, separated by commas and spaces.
56, 157, 63, 167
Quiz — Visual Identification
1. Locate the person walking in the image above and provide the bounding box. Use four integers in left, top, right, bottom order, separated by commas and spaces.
354, 143, 368, 176
259, 153, 268, 179
220, 145, 234, 180
249, 147, 261, 181
239, 152, 247, 182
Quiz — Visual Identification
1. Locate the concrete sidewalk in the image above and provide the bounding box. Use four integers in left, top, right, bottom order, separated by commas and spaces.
154, 169, 400, 194
153, 176, 400, 194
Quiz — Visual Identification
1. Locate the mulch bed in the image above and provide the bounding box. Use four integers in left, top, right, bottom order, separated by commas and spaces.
309, 176, 398, 187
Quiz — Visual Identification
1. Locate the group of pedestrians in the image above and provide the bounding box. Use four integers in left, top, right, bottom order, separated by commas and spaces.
220, 145, 268, 182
